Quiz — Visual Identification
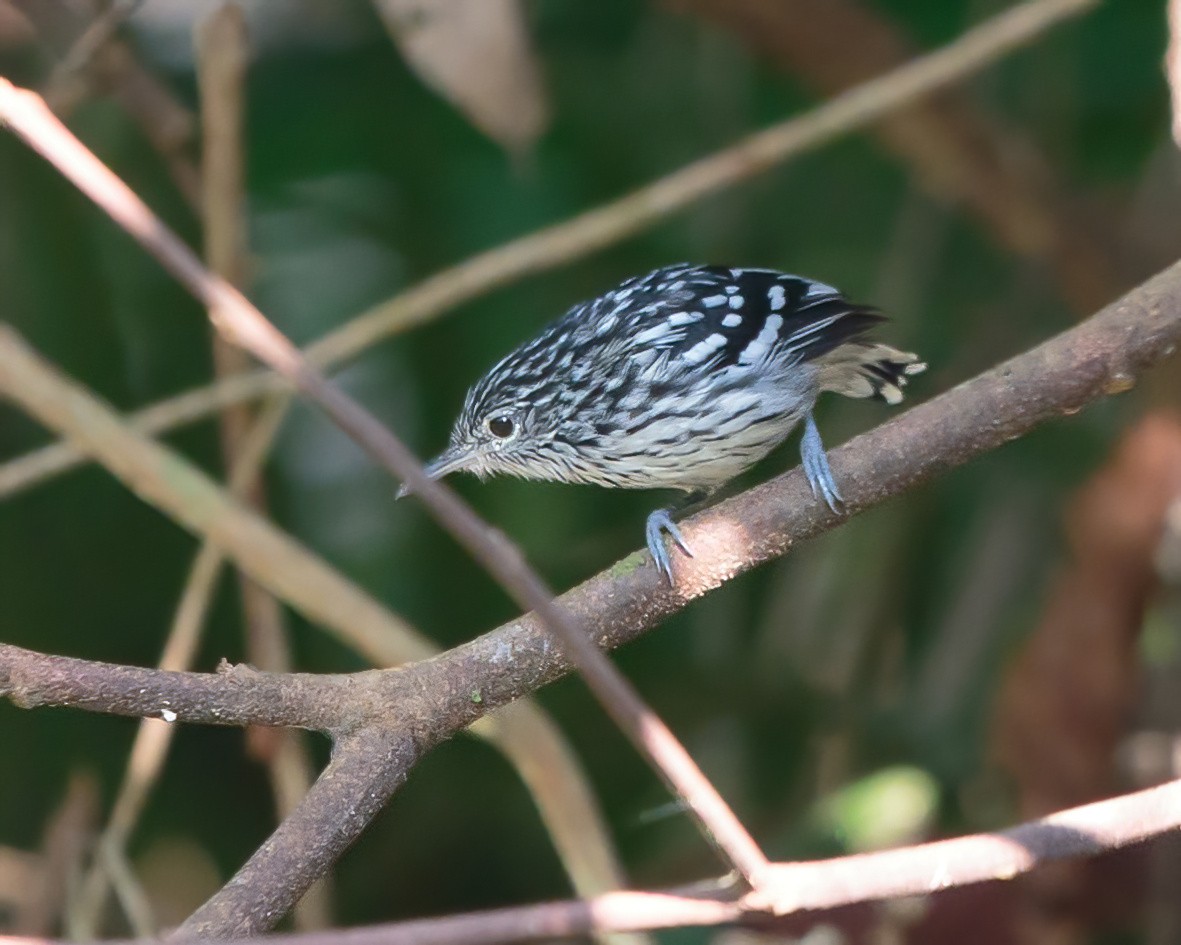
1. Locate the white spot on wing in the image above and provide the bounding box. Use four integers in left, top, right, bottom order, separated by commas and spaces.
634, 323, 672, 345
738, 314, 783, 364
682, 332, 728, 365
702, 295, 727, 308
668, 310, 703, 327
768, 284, 786, 311
594, 314, 617, 335
721, 313, 742, 327
803, 280, 838, 300
728, 295, 744, 310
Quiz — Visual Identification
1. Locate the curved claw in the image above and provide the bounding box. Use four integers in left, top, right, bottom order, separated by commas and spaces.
645, 508, 694, 582
801, 412, 844, 513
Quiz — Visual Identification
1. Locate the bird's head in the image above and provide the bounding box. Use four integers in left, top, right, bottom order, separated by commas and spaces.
399, 359, 585, 497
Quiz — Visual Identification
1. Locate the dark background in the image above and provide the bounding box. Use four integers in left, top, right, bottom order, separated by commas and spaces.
1, 1, 1179, 941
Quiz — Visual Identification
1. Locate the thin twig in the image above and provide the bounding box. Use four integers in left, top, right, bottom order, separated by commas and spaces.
95, 842, 154, 939
0, 0, 1097, 499
44, 0, 144, 99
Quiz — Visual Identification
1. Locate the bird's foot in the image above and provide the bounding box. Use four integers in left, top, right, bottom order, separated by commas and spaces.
645, 508, 694, 583
801, 412, 844, 513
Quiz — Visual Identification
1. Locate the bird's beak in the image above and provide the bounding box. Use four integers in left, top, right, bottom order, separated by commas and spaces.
396, 446, 471, 499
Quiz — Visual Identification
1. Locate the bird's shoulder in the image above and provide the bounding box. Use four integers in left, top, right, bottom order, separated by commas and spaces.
566, 265, 866, 372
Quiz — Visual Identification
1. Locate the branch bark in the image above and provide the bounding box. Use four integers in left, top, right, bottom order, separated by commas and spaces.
0, 644, 360, 732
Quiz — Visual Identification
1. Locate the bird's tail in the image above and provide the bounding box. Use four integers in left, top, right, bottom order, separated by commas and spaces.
814, 342, 926, 405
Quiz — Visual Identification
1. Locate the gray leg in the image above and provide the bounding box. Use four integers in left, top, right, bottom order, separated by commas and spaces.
800, 412, 843, 512
645, 508, 694, 582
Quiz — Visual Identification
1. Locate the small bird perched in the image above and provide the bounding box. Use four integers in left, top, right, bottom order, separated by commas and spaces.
410, 264, 924, 580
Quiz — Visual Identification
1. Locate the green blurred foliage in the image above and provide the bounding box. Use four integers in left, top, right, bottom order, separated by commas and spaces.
0, 0, 1176, 938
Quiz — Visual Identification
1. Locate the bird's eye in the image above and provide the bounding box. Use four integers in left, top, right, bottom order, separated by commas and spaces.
487, 415, 515, 439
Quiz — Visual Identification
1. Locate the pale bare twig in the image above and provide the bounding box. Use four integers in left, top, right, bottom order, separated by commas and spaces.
0, 0, 1098, 500
0, 78, 770, 891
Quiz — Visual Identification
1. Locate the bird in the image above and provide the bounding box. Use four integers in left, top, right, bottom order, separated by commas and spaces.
406, 264, 925, 581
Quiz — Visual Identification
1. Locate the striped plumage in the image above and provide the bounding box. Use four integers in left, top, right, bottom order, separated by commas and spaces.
414, 264, 925, 579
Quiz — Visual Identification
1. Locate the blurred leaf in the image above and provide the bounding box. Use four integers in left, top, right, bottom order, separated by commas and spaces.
372, 0, 548, 155
812, 765, 939, 852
